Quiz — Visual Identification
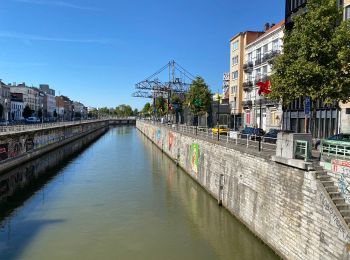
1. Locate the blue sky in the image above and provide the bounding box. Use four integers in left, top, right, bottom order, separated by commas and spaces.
0, 0, 284, 109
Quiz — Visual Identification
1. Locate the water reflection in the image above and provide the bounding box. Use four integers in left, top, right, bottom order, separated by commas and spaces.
0, 127, 277, 260
139, 132, 278, 260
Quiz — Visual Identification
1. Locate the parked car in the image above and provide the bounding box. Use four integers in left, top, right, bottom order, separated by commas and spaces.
240, 127, 265, 141
25, 117, 40, 123
212, 125, 230, 135
0, 119, 9, 126
315, 133, 350, 150
263, 129, 294, 144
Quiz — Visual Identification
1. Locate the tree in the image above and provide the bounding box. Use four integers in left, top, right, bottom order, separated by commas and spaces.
141, 103, 152, 117
53, 109, 58, 118
133, 108, 138, 116
185, 77, 212, 117
270, 0, 350, 110
155, 96, 167, 116
23, 105, 32, 119
171, 93, 184, 113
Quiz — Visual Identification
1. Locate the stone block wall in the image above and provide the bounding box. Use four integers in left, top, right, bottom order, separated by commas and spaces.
137, 121, 350, 260
0, 121, 108, 172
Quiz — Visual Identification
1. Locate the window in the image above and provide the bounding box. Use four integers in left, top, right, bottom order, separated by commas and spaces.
232, 41, 239, 51
256, 48, 261, 61
248, 52, 253, 62
346, 108, 350, 114
345, 5, 350, 20
263, 44, 268, 54
262, 66, 268, 76
255, 68, 261, 81
231, 85, 237, 94
272, 39, 279, 51
232, 55, 238, 65
232, 71, 238, 80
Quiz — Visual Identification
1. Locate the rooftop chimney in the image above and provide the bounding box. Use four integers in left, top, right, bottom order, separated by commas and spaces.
264, 23, 270, 32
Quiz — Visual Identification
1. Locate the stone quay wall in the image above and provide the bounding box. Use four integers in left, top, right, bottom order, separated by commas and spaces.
0, 120, 109, 174
137, 120, 350, 260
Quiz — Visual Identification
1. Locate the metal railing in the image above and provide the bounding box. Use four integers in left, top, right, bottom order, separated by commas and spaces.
321, 140, 350, 159
294, 140, 310, 162
140, 120, 278, 154
0, 117, 135, 135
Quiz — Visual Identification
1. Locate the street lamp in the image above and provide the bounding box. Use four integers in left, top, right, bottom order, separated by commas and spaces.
215, 93, 222, 141
41, 103, 44, 126
4, 99, 8, 125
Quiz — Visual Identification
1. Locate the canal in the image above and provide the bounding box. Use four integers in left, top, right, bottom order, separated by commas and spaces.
0, 127, 278, 260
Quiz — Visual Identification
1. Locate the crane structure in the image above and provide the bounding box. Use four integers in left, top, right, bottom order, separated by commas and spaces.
132, 60, 195, 117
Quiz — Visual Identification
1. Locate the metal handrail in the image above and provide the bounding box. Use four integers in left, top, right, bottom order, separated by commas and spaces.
139, 119, 278, 154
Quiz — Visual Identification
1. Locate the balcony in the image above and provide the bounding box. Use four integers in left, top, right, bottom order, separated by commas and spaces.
243, 62, 253, 72
242, 81, 253, 92
242, 100, 253, 109
255, 57, 262, 66
262, 50, 281, 64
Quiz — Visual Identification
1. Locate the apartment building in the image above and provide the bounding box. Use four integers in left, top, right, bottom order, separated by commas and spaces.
10, 93, 24, 121
338, 0, 350, 133
242, 21, 285, 131
284, 0, 348, 137
39, 84, 56, 118
0, 81, 11, 121
229, 31, 263, 128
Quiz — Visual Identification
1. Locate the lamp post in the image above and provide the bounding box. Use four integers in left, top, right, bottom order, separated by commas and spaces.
4, 99, 8, 126
216, 93, 222, 141
41, 103, 44, 126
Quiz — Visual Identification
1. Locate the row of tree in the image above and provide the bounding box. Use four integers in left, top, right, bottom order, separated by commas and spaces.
141, 76, 212, 118
88, 104, 138, 118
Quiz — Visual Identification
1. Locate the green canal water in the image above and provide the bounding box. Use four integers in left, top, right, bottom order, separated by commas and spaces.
0, 127, 278, 260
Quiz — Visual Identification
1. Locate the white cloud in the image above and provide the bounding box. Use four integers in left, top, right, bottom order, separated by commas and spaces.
0, 31, 109, 44
13, 0, 102, 11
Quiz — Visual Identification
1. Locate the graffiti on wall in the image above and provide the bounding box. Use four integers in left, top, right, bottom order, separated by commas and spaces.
25, 138, 34, 152
168, 132, 174, 151
0, 143, 8, 161
332, 159, 350, 175
320, 192, 350, 243
189, 143, 199, 174
156, 129, 161, 144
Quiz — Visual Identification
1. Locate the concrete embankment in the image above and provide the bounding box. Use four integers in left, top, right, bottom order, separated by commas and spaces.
137, 120, 350, 260
0, 121, 109, 174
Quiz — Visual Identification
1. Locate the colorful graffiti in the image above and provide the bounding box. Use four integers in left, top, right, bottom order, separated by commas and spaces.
168, 132, 174, 151
189, 143, 199, 174
156, 129, 161, 144
0, 143, 9, 161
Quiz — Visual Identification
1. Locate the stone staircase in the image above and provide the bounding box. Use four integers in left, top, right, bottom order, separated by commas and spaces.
313, 164, 350, 227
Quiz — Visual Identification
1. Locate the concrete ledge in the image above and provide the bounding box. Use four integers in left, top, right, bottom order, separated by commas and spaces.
271, 155, 313, 170
0, 125, 107, 174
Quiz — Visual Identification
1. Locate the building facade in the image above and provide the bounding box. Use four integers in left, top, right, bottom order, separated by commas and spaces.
242, 21, 284, 131
10, 93, 24, 121
40, 84, 56, 119
0, 81, 11, 121
338, 0, 350, 133
229, 31, 263, 129
284, 0, 348, 138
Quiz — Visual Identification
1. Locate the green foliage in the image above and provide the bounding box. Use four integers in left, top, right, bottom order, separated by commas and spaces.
155, 96, 167, 116
22, 105, 32, 119
171, 93, 184, 113
185, 77, 212, 115
141, 102, 152, 116
270, 0, 350, 105
114, 104, 134, 117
